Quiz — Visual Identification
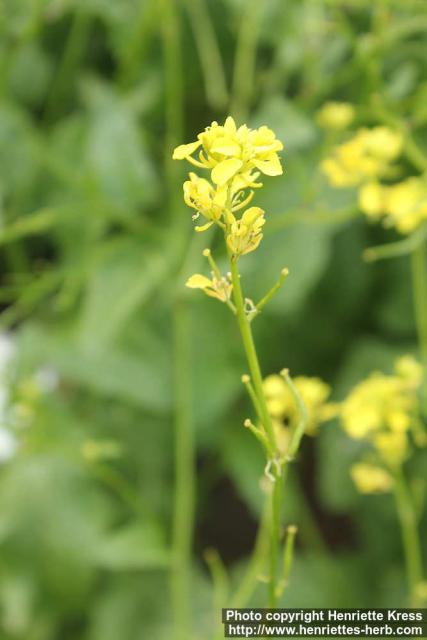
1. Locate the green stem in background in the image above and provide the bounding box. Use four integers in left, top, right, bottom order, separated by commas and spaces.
363, 225, 427, 263
44, 8, 91, 122
172, 300, 195, 640
228, 251, 283, 607
230, 0, 263, 122
393, 470, 424, 604
183, 0, 228, 110
160, 2, 193, 638
411, 243, 427, 368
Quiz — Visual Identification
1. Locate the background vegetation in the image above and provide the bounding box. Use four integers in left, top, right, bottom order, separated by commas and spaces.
0, 0, 426, 638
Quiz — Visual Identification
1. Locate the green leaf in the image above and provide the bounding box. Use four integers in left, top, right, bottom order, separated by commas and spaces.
95, 521, 170, 570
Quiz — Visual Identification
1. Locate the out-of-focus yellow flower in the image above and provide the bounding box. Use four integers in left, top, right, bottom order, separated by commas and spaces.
384, 178, 427, 234
358, 181, 388, 218
341, 362, 420, 440
317, 102, 355, 130
263, 373, 335, 436
339, 356, 423, 476
350, 462, 393, 494
82, 439, 122, 463
226, 207, 265, 257
373, 431, 408, 467
185, 273, 232, 303
321, 127, 402, 188
358, 177, 427, 234
173, 116, 284, 186
395, 355, 424, 385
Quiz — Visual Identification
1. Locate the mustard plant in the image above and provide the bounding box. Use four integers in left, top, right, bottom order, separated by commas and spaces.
173, 116, 317, 607
338, 355, 427, 605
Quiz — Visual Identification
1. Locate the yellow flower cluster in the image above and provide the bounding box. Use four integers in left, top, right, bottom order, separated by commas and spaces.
321, 119, 427, 235
359, 177, 427, 234
263, 373, 336, 452
339, 356, 423, 493
321, 126, 402, 188
173, 116, 283, 256
316, 102, 355, 131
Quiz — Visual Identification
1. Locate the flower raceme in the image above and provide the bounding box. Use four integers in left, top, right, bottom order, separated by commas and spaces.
321, 126, 402, 188
339, 356, 424, 494
173, 116, 283, 256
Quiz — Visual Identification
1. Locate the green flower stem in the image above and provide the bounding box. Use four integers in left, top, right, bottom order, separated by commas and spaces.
411, 242, 427, 368
393, 470, 424, 604
364, 226, 427, 263
160, 2, 194, 638
172, 300, 195, 640
183, 0, 228, 110
228, 251, 283, 607
252, 268, 289, 318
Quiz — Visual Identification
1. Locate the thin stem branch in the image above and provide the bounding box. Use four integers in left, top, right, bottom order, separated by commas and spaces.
363, 225, 427, 263
172, 300, 195, 640
230, 0, 263, 121
183, 0, 228, 110
228, 251, 284, 607
411, 242, 427, 368
393, 469, 424, 604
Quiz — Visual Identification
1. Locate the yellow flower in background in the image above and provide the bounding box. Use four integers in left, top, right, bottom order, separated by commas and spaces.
185, 273, 232, 303
341, 358, 421, 441
317, 101, 355, 130
350, 463, 393, 494
263, 373, 335, 436
384, 178, 427, 234
358, 181, 388, 219
321, 127, 402, 188
173, 116, 284, 186
373, 431, 408, 467
358, 177, 427, 234
226, 207, 266, 257
340, 356, 423, 487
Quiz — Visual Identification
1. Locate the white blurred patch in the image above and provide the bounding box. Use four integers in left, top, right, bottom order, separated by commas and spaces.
35, 367, 59, 393
0, 427, 18, 462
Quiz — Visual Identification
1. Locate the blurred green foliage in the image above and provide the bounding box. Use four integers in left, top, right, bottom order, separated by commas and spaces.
0, 0, 427, 638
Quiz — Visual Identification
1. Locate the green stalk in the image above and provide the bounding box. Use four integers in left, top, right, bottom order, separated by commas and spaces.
160, 1, 193, 637
228, 251, 283, 607
411, 243, 427, 368
172, 301, 195, 639
393, 470, 424, 604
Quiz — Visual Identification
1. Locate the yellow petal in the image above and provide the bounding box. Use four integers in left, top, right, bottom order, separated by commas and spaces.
210, 137, 241, 156
224, 116, 237, 134
252, 155, 283, 176
211, 158, 243, 185
173, 141, 202, 160
241, 206, 264, 225
185, 274, 212, 290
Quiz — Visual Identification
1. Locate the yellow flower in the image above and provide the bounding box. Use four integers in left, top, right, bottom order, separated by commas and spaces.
183, 172, 227, 231
341, 373, 417, 440
340, 356, 422, 469
395, 355, 423, 386
226, 206, 265, 257
321, 127, 402, 188
373, 431, 408, 467
383, 178, 427, 234
358, 181, 388, 218
317, 102, 355, 130
350, 463, 393, 494
263, 373, 334, 436
173, 116, 284, 186
185, 273, 232, 302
